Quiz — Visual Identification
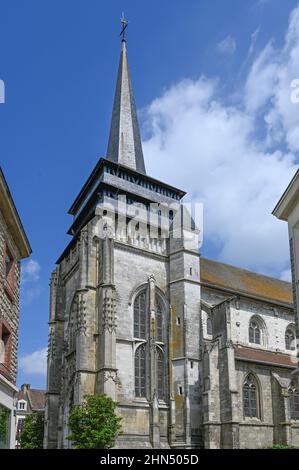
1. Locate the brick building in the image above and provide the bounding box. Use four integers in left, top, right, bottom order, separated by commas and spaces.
0, 168, 31, 448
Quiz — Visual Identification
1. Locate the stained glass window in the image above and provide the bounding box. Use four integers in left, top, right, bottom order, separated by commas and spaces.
243, 374, 260, 419
134, 291, 146, 339
135, 344, 146, 398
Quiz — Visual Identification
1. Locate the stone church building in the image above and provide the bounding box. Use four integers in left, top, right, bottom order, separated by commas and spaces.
44, 34, 299, 449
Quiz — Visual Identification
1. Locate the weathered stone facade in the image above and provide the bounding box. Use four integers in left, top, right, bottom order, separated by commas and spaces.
200, 266, 299, 449
44, 37, 299, 449
0, 168, 31, 448
45, 195, 201, 448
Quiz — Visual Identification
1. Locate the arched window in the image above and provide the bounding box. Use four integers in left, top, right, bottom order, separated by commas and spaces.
207, 315, 213, 336
243, 374, 260, 419
135, 345, 146, 398
289, 382, 299, 420
134, 291, 146, 339
157, 348, 164, 400
249, 317, 263, 345
156, 296, 164, 342
133, 286, 167, 401
285, 327, 296, 351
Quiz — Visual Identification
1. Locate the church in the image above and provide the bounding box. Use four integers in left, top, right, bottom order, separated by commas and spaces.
44, 26, 299, 449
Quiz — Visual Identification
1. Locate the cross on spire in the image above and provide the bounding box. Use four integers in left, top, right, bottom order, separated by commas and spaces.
120, 13, 129, 41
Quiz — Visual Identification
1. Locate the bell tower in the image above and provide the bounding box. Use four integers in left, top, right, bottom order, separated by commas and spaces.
45, 17, 201, 449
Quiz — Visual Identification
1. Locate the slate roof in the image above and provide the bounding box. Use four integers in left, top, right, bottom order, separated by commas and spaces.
200, 257, 293, 307
107, 40, 146, 174
28, 389, 46, 410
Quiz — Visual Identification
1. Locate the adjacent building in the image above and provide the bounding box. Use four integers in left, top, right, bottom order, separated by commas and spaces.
16, 384, 46, 447
0, 168, 31, 449
44, 31, 299, 449
200, 258, 299, 449
273, 170, 299, 342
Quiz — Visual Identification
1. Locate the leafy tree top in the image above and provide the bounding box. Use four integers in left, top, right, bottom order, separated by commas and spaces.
20, 412, 44, 449
68, 394, 122, 449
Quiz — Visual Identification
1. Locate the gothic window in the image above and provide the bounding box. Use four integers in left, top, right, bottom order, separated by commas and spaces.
135, 344, 146, 398
289, 382, 299, 420
285, 327, 296, 351
157, 348, 164, 400
133, 287, 167, 401
207, 315, 213, 336
156, 296, 164, 343
134, 291, 146, 339
249, 318, 263, 345
243, 374, 260, 419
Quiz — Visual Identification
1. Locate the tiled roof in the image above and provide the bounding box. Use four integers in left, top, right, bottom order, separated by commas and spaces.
201, 257, 293, 307
235, 345, 297, 368
16, 391, 26, 401
17, 388, 46, 411
28, 389, 46, 410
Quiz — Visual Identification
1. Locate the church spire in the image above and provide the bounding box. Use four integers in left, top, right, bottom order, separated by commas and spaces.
106, 16, 146, 174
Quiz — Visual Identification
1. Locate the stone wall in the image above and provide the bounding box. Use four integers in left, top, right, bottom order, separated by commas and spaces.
201, 285, 299, 449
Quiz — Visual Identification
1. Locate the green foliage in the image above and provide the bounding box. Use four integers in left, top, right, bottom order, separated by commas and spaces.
0, 405, 10, 447
68, 394, 122, 449
271, 445, 298, 449
20, 412, 44, 449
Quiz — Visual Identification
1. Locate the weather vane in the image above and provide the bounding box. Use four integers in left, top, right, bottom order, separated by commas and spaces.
120, 13, 129, 41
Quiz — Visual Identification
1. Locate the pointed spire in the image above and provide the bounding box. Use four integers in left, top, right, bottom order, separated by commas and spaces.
106, 21, 146, 174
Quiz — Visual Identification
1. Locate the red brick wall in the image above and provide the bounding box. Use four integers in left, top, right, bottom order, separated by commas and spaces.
0, 208, 21, 384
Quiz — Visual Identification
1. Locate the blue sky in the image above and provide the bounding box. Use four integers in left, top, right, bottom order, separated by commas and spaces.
0, 0, 299, 389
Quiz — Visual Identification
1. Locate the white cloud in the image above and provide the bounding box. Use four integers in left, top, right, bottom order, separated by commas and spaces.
22, 259, 40, 283
21, 259, 41, 305
142, 5, 299, 278
19, 348, 47, 376
245, 6, 299, 152
22, 286, 42, 305
217, 36, 237, 55
280, 269, 292, 282
248, 27, 261, 59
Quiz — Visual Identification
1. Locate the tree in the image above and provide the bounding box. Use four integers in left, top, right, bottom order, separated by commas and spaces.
20, 412, 44, 449
68, 394, 122, 449
0, 405, 10, 448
